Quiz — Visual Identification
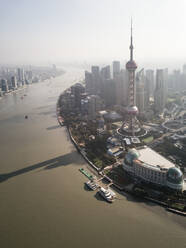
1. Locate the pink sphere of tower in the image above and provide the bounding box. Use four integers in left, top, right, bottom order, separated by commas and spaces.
126, 61, 137, 71
127, 105, 139, 115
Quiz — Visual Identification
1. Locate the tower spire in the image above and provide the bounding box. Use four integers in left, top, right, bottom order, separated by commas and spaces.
130, 18, 134, 61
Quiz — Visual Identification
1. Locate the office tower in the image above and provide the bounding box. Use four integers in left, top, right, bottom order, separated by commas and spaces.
17, 68, 25, 86
11, 76, 17, 89
114, 72, 123, 106
171, 69, 182, 91
145, 69, 154, 98
100, 65, 111, 80
114, 69, 128, 106
85, 71, 93, 94
25, 70, 33, 84
91, 66, 100, 94
113, 61, 120, 78
91, 66, 99, 75
154, 69, 166, 113
87, 95, 103, 120
85, 67, 101, 95
1, 79, 9, 92
136, 69, 145, 114
182, 65, 186, 91
102, 79, 116, 107
71, 83, 85, 109
164, 68, 168, 102
183, 64, 186, 75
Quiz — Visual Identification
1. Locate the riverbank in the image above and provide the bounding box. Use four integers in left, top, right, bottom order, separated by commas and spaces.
56, 91, 186, 217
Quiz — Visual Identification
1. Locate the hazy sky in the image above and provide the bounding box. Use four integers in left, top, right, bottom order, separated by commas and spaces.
1, 0, 186, 68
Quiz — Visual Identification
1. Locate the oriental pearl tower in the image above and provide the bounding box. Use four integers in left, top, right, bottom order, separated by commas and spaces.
121, 21, 141, 136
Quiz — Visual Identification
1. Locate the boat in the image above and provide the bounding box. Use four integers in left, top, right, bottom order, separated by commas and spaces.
58, 116, 64, 126
85, 181, 99, 190
79, 168, 93, 180
25, 115, 28, 119
98, 187, 116, 203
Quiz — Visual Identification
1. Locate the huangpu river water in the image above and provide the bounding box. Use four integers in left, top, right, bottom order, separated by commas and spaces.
0, 68, 185, 248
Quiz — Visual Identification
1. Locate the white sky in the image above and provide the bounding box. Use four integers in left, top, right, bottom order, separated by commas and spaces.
1, 0, 186, 69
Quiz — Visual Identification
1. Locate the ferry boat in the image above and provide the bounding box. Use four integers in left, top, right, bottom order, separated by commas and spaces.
58, 116, 64, 126
98, 187, 116, 203
85, 181, 99, 190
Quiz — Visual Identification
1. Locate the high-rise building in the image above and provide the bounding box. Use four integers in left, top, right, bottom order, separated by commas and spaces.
113, 61, 120, 78
183, 64, 186, 75
91, 66, 99, 76
136, 69, 145, 114
114, 72, 123, 106
114, 69, 128, 106
71, 83, 85, 110
154, 69, 166, 113
92, 66, 100, 94
145, 69, 154, 101
17, 68, 25, 86
11, 76, 17, 89
101, 65, 111, 80
85, 66, 101, 95
164, 68, 168, 102
1, 79, 9, 92
87, 95, 103, 120
85, 71, 93, 94
167, 70, 180, 91
25, 70, 33, 84
102, 79, 116, 107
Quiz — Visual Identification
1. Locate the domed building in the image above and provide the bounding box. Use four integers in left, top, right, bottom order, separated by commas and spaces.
125, 148, 140, 166
166, 167, 184, 191
123, 147, 185, 191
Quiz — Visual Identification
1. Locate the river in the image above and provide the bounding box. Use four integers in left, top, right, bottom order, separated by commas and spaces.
0, 68, 185, 248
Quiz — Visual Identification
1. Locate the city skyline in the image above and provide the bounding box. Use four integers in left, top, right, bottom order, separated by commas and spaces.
1, 0, 186, 68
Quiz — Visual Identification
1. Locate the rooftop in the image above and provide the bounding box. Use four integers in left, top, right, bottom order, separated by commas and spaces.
137, 147, 175, 169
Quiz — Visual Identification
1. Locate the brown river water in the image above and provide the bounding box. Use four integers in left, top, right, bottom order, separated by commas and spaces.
0, 68, 185, 248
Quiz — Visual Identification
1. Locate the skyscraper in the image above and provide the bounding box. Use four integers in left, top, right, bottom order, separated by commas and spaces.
183, 64, 186, 75
85, 71, 93, 94
136, 69, 145, 114
145, 69, 154, 105
114, 69, 128, 106
154, 69, 166, 113
91, 66, 100, 94
100, 65, 111, 80
11, 76, 17, 89
17, 68, 25, 86
1, 79, 9, 92
113, 61, 120, 78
